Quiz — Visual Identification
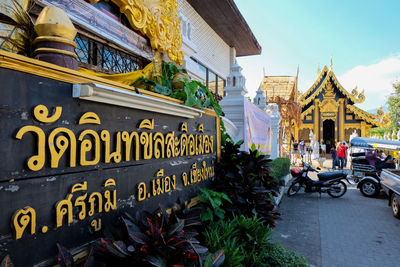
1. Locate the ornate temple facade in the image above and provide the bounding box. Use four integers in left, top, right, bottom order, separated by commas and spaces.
295, 63, 390, 150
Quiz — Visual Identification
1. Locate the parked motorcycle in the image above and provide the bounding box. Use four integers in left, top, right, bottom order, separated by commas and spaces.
288, 162, 350, 198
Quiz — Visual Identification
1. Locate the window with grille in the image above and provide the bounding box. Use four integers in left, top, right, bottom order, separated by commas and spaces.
190, 57, 226, 98
74, 33, 146, 74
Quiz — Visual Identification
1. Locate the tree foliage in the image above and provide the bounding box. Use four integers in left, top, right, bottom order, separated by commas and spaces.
369, 82, 400, 137
388, 82, 400, 131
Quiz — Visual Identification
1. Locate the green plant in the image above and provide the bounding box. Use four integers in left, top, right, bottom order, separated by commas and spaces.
133, 62, 223, 115
198, 188, 232, 222
263, 242, 309, 267
90, 208, 208, 266
269, 157, 290, 189
204, 215, 271, 267
204, 216, 309, 267
0, 0, 36, 56
214, 140, 279, 227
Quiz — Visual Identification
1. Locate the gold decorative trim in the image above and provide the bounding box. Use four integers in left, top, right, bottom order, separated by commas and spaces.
0, 50, 182, 103
322, 117, 336, 122
216, 116, 221, 162
34, 48, 78, 59
299, 66, 328, 102
33, 36, 77, 48
319, 98, 339, 113
344, 123, 361, 129
90, 0, 184, 65
301, 105, 315, 118
0, 50, 218, 118
299, 67, 365, 106
299, 123, 314, 130
346, 104, 390, 127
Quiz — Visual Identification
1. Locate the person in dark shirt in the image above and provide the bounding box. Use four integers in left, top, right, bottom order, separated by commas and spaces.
375, 155, 396, 171
330, 147, 337, 170
293, 141, 299, 151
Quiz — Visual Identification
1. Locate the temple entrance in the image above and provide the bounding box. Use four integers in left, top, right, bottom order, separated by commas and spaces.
323, 119, 335, 152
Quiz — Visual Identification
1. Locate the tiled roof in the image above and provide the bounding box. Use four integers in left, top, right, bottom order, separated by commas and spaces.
260, 76, 297, 101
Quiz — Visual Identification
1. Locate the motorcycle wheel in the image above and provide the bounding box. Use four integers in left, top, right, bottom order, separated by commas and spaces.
287, 182, 301, 196
327, 181, 347, 198
359, 180, 379, 197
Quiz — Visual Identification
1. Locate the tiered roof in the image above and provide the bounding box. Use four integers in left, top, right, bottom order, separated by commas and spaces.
259, 76, 298, 101
299, 65, 390, 127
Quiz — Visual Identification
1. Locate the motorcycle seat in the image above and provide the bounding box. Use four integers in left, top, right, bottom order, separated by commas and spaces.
317, 171, 346, 181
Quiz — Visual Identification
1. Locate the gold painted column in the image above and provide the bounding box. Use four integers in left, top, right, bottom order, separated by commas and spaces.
339, 99, 345, 141
293, 122, 299, 142
365, 124, 372, 137
361, 121, 366, 137
314, 100, 319, 141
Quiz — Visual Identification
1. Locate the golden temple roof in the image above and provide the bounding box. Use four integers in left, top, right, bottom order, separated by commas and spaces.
347, 105, 391, 128
299, 66, 365, 106
298, 64, 390, 128
260, 76, 298, 101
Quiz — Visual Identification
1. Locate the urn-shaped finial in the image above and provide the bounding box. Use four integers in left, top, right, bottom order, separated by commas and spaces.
33, 6, 78, 70
34, 6, 77, 40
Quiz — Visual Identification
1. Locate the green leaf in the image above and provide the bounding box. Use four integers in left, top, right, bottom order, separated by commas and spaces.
214, 209, 225, 219
236, 140, 244, 146
154, 83, 172, 96
184, 88, 198, 107
201, 211, 212, 222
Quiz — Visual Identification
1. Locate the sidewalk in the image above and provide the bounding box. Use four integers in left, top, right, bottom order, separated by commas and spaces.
271, 171, 400, 267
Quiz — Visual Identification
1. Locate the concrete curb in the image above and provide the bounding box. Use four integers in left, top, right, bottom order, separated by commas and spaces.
274, 173, 291, 206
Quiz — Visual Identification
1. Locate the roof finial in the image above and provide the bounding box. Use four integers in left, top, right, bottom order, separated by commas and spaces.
263, 67, 266, 77
330, 55, 333, 70
317, 62, 320, 75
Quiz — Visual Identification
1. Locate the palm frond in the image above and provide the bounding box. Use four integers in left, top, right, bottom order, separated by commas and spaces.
0, 0, 36, 56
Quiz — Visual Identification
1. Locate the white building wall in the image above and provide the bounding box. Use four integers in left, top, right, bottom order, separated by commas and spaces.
177, 0, 231, 79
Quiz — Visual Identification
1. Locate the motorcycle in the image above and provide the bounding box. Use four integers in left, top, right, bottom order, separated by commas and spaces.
288, 162, 350, 198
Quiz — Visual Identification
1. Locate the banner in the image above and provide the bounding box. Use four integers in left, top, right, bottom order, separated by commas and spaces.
244, 100, 271, 154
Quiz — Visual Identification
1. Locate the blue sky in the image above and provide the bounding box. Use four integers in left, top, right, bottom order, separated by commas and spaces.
235, 0, 400, 110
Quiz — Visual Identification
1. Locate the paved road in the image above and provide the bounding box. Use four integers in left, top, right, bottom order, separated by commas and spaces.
271, 175, 400, 267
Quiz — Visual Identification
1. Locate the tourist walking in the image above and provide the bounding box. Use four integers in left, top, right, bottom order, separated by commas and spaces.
336, 142, 347, 169
330, 146, 337, 169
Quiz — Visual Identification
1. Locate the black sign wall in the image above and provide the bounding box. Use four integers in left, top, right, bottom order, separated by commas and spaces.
0, 68, 218, 266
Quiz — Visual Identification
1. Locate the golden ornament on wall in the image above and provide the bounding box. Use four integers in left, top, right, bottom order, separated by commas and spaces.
324, 81, 335, 98
90, 0, 184, 65
319, 98, 338, 113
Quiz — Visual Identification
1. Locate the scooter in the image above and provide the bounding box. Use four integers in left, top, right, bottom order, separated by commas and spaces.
288, 162, 350, 198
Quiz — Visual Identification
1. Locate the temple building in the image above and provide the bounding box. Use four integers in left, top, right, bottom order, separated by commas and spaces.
295, 61, 390, 151
259, 72, 302, 156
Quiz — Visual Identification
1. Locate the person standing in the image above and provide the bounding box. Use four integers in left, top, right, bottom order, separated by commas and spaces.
336, 142, 346, 169
292, 140, 299, 164
330, 146, 337, 170
321, 142, 326, 157
299, 139, 305, 159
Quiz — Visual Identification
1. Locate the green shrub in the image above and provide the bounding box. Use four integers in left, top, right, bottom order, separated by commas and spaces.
204, 215, 309, 267
204, 215, 271, 267
269, 157, 290, 188
214, 139, 280, 227
263, 241, 309, 267
198, 188, 232, 222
